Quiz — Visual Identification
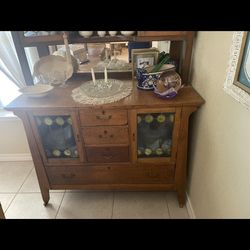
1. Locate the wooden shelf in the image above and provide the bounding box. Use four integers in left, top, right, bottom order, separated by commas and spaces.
20, 34, 65, 46
69, 35, 135, 44
19, 31, 193, 47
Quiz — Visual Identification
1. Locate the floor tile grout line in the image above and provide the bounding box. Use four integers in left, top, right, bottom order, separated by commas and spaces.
4, 166, 34, 214
111, 191, 115, 219
55, 190, 66, 219
0, 192, 18, 194
3, 193, 18, 214
17, 166, 34, 194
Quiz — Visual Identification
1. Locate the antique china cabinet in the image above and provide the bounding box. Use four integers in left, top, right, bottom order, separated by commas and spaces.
6, 31, 204, 207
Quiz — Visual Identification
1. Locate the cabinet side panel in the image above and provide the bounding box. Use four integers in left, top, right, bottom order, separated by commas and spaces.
13, 111, 50, 203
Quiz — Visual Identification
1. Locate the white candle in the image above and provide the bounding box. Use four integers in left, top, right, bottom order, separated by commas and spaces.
105, 49, 108, 60
91, 68, 96, 85
104, 67, 108, 83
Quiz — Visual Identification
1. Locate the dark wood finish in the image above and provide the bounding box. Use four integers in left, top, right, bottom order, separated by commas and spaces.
85, 146, 129, 163
70, 35, 135, 44
137, 31, 188, 41
82, 126, 129, 145
28, 109, 85, 166
50, 183, 175, 190
0, 203, 5, 219
18, 32, 64, 46
131, 107, 181, 165
37, 45, 50, 57
181, 32, 195, 84
6, 66, 204, 208
169, 41, 182, 72
79, 109, 128, 126
175, 106, 198, 207
5, 81, 204, 110
13, 111, 50, 205
46, 164, 175, 185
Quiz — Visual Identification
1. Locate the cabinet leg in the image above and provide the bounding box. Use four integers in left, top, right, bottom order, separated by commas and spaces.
177, 191, 186, 208
41, 188, 50, 206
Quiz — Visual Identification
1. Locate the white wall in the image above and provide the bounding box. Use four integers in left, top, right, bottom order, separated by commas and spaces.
188, 31, 250, 218
0, 118, 30, 155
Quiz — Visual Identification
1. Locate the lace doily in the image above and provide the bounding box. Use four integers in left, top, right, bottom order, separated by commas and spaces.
71, 79, 132, 105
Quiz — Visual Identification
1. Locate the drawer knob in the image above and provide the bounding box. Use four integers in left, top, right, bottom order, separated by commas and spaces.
103, 155, 113, 160
96, 115, 112, 120
98, 131, 114, 139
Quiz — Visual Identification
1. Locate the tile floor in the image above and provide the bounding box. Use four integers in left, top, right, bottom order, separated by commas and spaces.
0, 161, 190, 219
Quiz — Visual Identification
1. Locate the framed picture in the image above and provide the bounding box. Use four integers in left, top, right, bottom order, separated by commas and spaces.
224, 31, 250, 110
131, 48, 159, 79
233, 32, 250, 94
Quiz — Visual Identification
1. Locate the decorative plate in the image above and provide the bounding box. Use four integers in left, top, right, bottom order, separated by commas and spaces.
19, 84, 54, 98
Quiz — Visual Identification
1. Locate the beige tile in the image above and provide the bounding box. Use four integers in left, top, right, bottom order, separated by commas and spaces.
0, 161, 33, 193
112, 192, 170, 219
57, 192, 113, 219
166, 192, 190, 219
5, 192, 64, 219
0, 193, 15, 212
20, 168, 64, 193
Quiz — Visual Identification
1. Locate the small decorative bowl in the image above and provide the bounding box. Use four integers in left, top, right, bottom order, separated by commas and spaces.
97, 31, 106, 37
108, 31, 117, 36
78, 31, 93, 38
121, 31, 135, 36
153, 70, 183, 99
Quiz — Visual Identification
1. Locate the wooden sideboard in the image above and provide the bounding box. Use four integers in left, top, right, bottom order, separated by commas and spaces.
6, 79, 204, 207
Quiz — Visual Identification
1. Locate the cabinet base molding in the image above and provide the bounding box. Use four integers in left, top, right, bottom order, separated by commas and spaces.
0, 153, 32, 162
50, 183, 175, 190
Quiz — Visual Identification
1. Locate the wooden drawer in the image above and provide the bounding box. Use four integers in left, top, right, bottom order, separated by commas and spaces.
82, 126, 129, 145
46, 165, 175, 185
85, 146, 129, 163
79, 109, 127, 126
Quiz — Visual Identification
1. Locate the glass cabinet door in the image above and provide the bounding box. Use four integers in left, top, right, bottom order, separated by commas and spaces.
137, 112, 175, 159
35, 115, 78, 159
30, 113, 84, 164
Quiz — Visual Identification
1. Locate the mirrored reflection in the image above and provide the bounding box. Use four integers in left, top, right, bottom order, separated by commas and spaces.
55, 42, 131, 73
51, 41, 170, 74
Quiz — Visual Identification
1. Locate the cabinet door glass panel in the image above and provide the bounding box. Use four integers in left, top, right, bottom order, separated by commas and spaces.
137, 113, 174, 158
35, 115, 78, 159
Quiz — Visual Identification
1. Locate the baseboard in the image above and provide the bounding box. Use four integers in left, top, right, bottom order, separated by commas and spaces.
0, 154, 32, 161
186, 192, 196, 219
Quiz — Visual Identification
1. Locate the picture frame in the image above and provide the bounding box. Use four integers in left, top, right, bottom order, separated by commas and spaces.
233, 32, 250, 94
131, 48, 159, 80
224, 31, 250, 110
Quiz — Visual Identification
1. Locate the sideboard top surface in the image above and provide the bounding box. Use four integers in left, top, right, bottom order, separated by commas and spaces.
5, 79, 204, 111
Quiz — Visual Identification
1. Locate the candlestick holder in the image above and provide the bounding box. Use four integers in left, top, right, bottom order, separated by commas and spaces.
71, 78, 132, 105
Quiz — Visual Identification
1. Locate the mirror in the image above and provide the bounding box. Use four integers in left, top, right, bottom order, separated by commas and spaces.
53, 41, 170, 74
26, 40, 171, 83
